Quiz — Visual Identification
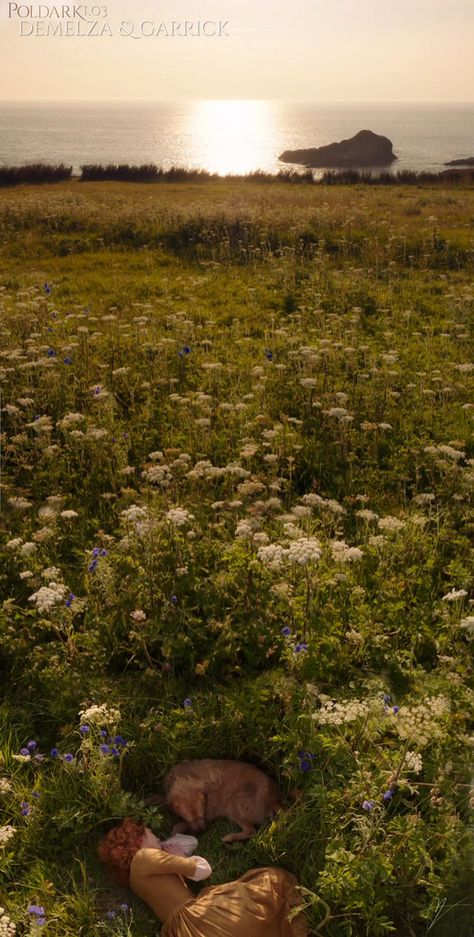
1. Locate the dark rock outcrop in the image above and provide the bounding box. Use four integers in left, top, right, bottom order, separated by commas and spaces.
279, 129, 397, 168
445, 157, 474, 166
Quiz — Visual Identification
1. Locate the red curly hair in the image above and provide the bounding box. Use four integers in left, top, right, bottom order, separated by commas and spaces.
98, 818, 146, 886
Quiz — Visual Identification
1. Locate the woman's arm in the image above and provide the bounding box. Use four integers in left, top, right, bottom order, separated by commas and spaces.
134, 848, 211, 881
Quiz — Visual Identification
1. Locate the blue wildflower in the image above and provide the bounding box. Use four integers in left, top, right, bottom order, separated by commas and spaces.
383, 694, 391, 704
170, 594, 178, 605
21, 802, 31, 816
20, 748, 30, 757
64, 356, 73, 365
295, 641, 308, 653
383, 790, 394, 802
183, 698, 193, 709
106, 910, 116, 920
265, 349, 273, 360
281, 626, 291, 637
100, 744, 110, 755
92, 547, 100, 557
65, 593, 76, 608
80, 724, 90, 734
31, 792, 41, 799
63, 753, 74, 763
47, 348, 56, 358
44, 282, 52, 295
88, 559, 98, 573
393, 706, 399, 714
362, 800, 375, 811
100, 729, 108, 738
110, 747, 120, 757
297, 750, 315, 772
27, 740, 37, 751
28, 906, 45, 916
50, 748, 59, 758
120, 904, 129, 912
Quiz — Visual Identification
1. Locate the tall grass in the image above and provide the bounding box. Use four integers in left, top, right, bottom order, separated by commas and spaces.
0, 163, 72, 186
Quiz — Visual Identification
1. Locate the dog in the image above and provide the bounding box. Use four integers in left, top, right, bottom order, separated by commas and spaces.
145, 758, 283, 843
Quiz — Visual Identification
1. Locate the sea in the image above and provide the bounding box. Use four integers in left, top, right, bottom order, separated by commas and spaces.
0, 100, 473, 177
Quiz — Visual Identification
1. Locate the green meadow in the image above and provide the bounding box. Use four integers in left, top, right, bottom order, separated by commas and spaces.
0, 180, 473, 936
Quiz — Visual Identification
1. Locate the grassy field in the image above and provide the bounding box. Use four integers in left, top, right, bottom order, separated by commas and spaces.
0, 179, 473, 937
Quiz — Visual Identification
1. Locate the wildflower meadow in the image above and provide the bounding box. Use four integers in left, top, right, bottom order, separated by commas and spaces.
0, 178, 473, 936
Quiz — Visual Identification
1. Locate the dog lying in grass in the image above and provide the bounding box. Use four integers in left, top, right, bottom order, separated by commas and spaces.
145, 758, 283, 843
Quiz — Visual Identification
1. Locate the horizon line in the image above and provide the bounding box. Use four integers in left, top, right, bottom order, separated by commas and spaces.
0, 98, 474, 105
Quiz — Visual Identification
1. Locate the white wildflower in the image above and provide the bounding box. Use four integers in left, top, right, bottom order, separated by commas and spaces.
414, 493, 435, 505
0, 826, 16, 846
6, 539, 23, 551
28, 582, 67, 614
20, 542, 36, 557
42, 567, 62, 580
7, 497, 32, 511
391, 696, 450, 747
442, 588, 468, 602
313, 697, 371, 725
60, 510, 79, 519
287, 538, 322, 566
331, 541, 363, 562
165, 507, 194, 528
144, 463, 172, 486
0, 779, 12, 795
257, 543, 286, 570
378, 516, 405, 532
120, 504, 148, 523
404, 751, 423, 774
79, 703, 121, 725
235, 520, 254, 539
356, 508, 379, 522
460, 616, 474, 635
0, 908, 16, 936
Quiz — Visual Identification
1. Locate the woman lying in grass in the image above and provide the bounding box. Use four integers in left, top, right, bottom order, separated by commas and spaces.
98, 818, 307, 936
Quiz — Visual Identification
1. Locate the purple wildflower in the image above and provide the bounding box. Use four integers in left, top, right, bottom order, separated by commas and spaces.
295, 641, 308, 653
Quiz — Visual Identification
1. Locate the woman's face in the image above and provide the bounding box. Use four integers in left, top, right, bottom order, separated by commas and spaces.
140, 827, 162, 849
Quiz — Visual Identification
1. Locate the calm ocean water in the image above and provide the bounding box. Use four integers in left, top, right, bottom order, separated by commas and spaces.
0, 101, 473, 176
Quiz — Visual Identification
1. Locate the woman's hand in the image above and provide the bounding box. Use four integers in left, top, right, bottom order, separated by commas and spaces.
188, 856, 212, 881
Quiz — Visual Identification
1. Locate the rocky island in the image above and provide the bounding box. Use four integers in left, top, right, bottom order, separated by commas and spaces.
445, 157, 474, 166
279, 129, 397, 168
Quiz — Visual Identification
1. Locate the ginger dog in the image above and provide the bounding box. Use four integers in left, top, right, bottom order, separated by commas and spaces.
146, 759, 283, 843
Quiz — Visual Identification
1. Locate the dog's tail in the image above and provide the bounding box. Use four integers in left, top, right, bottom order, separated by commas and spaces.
143, 792, 167, 807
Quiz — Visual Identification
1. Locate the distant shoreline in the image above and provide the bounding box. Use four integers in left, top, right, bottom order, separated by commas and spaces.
1, 162, 474, 188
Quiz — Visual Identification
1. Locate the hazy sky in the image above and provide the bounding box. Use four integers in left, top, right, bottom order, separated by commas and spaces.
0, 0, 473, 101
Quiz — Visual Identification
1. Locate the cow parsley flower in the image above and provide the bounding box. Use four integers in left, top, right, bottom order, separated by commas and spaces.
287, 538, 322, 566
28, 582, 68, 614
0, 826, 16, 846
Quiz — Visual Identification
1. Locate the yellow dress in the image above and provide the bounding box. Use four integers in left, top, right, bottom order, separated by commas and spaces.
129, 848, 308, 937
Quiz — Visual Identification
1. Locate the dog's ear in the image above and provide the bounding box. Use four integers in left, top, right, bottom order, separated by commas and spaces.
144, 792, 166, 807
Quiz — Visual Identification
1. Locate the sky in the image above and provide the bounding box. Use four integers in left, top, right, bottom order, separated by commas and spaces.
0, 0, 473, 101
